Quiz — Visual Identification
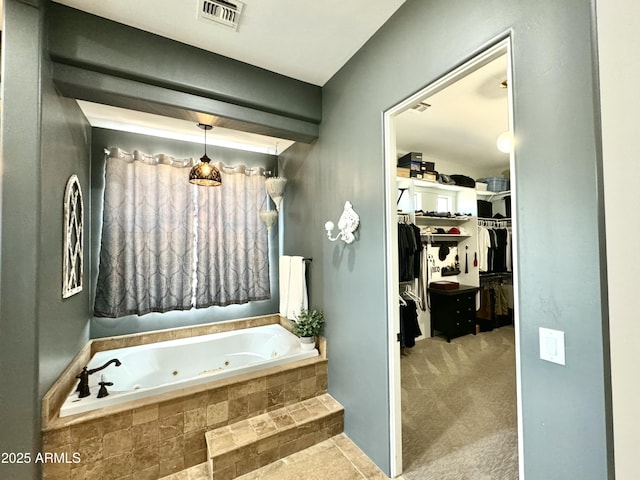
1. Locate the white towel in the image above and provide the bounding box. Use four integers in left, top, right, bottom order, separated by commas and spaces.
279, 255, 308, 320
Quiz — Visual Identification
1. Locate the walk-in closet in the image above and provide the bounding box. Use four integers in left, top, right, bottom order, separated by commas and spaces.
390, 48, 519, 479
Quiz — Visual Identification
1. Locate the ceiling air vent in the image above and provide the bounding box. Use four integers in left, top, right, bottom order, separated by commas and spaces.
199, 0, 244, 30
411, 101, 431, 113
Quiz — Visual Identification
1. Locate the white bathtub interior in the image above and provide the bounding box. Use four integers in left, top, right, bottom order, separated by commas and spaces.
60, 324, 318, 417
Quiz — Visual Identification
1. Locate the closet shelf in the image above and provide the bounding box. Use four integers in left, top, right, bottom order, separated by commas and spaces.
414, 215, 471, 223
421, 234, 471, 241
398, 177, 478, 193
477, 189, 511, 200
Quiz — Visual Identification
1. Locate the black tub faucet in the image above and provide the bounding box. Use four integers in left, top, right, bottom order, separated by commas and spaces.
75, 358, 121, 398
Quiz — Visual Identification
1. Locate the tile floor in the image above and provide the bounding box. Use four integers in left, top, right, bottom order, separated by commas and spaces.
163, 433, 390, 480
206, 394, 344, 479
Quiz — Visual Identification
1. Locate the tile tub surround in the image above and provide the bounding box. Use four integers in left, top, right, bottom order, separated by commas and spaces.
206, 393, 344, 480
41, 314, 328, 480
42, 358, 328, 479
42, 314, 324, 428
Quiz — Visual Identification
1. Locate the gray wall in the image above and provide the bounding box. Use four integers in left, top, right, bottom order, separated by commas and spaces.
281, 0, 612, 478
90, 128, 279, 338
0, 2, 43, 478
38, 68, 92, 396
0, 1, 613, 479
0, 1, 92, 479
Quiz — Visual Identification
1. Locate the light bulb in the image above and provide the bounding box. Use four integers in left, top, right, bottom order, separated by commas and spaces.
324, 221, 334, 232
496, 131, 513, 153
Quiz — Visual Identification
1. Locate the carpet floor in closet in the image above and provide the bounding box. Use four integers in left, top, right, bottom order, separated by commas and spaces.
399, 325, 519, 480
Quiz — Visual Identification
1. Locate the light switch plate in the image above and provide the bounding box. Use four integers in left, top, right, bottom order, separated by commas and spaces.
539, 327, 565, 365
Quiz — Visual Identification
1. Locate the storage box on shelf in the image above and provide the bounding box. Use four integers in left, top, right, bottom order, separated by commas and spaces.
397, 152, 435, 172
397, 152, 437, 181
398, 167, 437, 181
477, 176, 509, 192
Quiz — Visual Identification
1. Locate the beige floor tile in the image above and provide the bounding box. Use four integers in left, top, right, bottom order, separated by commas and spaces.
236, 434, 389, 480
288, 405, 313, 423
318, 393, 343, 411
163, 435, 388, 480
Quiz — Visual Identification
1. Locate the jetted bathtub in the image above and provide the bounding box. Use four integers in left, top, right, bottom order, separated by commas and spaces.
59, 323, 318, 417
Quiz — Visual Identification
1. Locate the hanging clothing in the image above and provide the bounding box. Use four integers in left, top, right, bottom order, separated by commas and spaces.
477, 287, 493, 321
399, 299, 421, 348
477, 226, 491, 272
398, 222, 420, 281
411, 223, 422, 279
478, 221, 513, 274
418, 244, 429, 311
506, 229, 513, 271
493, 228, 509, 272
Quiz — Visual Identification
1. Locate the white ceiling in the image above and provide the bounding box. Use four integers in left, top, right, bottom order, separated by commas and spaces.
52, 0, 407, 153
50, 0, 507, 169
395, 54, 510, 173
52, 0, 406, 87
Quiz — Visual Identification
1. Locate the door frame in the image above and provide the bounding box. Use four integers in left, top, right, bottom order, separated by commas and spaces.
382, 35, 523, 478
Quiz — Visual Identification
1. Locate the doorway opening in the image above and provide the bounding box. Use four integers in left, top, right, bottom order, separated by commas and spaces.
383, 38, 522, 478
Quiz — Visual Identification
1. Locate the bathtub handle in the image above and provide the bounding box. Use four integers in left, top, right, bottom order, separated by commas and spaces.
97, 376, 114, 398
75, 359, 122, 399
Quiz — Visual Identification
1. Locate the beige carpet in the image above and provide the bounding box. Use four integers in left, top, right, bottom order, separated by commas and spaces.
400, 326, 518, 480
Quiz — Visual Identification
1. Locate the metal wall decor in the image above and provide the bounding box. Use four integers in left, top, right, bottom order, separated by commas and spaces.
63, 175, 84, 298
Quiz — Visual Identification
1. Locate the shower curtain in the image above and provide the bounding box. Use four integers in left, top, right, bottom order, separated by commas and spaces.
94, 149, 270, 318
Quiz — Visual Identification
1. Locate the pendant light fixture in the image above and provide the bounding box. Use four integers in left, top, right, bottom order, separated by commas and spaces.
189, 123, 222, 186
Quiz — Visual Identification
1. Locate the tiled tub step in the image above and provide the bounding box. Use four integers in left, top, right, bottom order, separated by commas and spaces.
205, 393, 344, 480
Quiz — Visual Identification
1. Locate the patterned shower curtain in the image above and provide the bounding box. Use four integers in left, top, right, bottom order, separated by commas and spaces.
194, 166, 270, 307
94, 149, 270, 318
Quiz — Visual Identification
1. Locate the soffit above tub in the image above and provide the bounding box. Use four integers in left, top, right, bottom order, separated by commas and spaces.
51, 0, 407, 86
77, 100, 295, 155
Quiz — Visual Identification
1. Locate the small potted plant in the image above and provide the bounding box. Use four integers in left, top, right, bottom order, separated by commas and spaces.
293, 308, 325, 351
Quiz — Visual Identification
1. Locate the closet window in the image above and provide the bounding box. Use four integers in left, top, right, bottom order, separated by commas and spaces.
437, 195, 452, 213
414, 193, 423, 211
93, 149, 270, 318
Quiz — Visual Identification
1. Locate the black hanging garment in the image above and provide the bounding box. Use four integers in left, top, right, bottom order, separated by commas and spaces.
488, 229, 497, 272
410, 223, 422, 280
398, 224, 411, 281
399, 299, 421, 348
493, 228, 508, 272
398, 223, 418, 281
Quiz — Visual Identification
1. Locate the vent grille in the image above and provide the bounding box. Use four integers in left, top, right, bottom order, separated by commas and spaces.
411, 101, 431, 113
199, 0, 244, 30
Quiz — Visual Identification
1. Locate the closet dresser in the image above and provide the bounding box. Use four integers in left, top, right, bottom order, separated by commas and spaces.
428, 284, 479, 342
